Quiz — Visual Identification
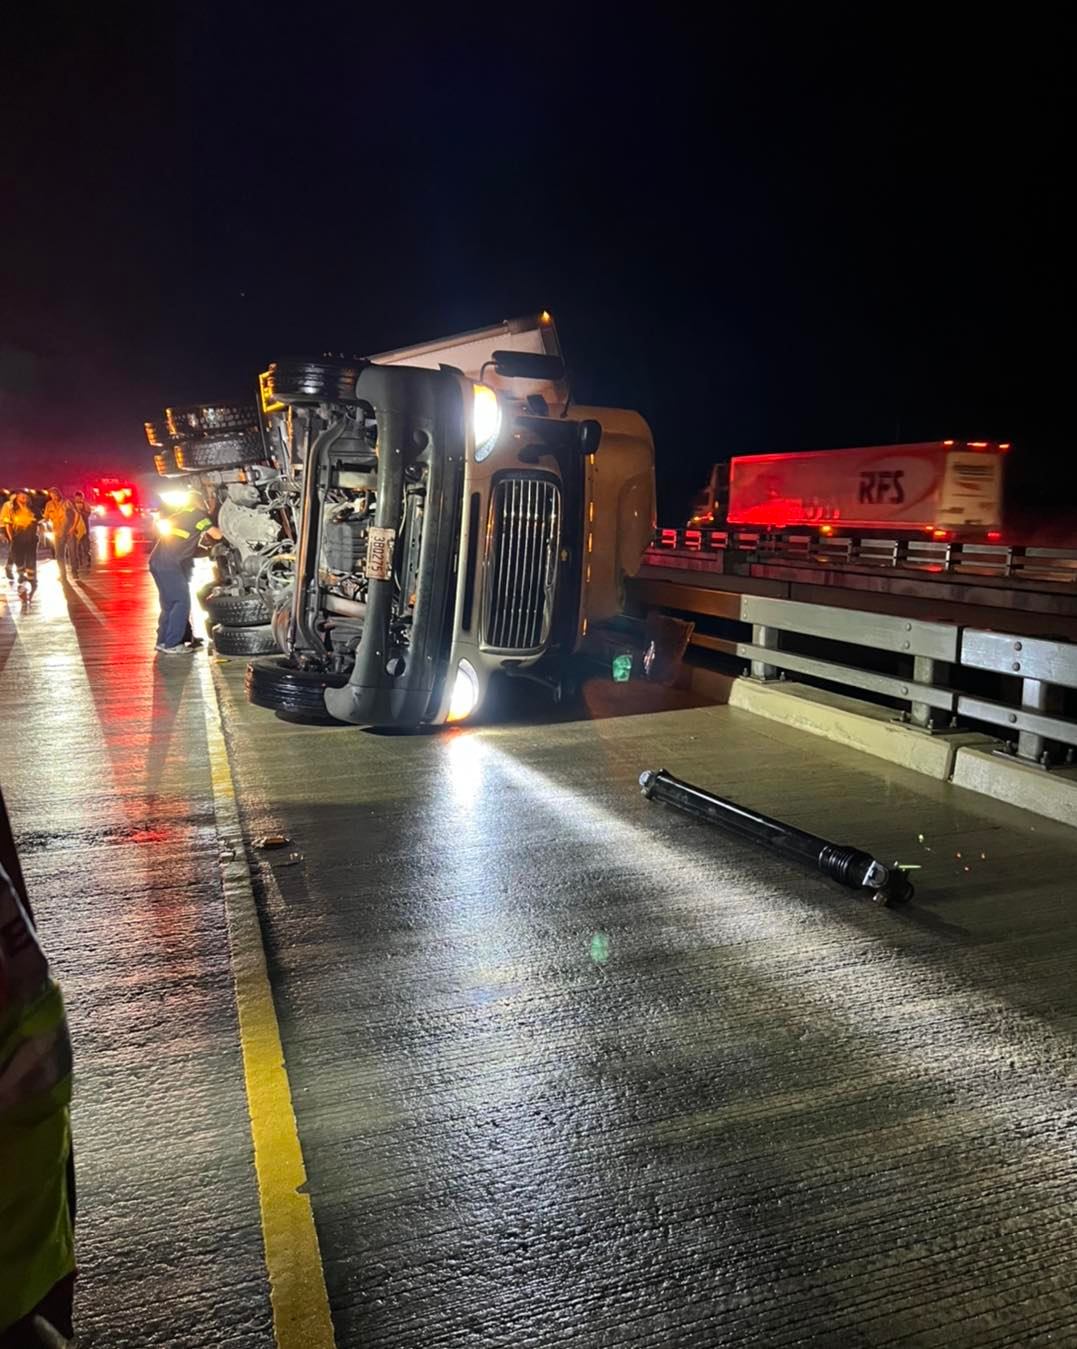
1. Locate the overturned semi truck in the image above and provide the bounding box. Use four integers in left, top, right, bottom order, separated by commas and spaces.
245, 313, 656, 726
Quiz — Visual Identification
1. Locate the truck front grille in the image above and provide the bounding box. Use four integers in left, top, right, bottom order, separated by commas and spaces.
483, 476, 562, 651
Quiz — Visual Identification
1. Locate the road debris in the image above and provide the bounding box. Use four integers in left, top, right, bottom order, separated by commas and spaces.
640, 767, 914, 905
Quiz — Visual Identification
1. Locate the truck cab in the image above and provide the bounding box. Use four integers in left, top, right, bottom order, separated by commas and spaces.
245, 314, 655, 726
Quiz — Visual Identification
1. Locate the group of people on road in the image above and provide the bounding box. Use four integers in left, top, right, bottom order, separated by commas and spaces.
1, 490, 92, 597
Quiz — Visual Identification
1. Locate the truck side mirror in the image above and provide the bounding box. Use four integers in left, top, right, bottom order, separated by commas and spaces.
491, 350, 566, 382
577, 420, 602, 456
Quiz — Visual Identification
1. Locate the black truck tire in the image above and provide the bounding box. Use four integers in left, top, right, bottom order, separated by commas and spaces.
211, 623, 277, 655
266, 358, 366, 405
205, 590, 272, 627
168, 402, 260, 438
245, 656, 351, 722
174, 431, 264, 471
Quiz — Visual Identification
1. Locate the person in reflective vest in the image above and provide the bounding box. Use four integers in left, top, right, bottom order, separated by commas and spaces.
5, 494, 40, 598
1, 495, 17, 582
148, 497, 222, 654
0, 794, 75, 1347
68, 492, 92, 578
42, 491, 73, 582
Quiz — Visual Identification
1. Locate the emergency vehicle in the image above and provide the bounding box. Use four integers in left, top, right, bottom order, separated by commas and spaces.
87, 478, 140, 524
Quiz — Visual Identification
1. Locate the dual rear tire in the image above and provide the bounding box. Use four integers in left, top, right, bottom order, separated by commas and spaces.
204, 590, 272, 627
245, 656, 350, 723
211, 623, 277, 656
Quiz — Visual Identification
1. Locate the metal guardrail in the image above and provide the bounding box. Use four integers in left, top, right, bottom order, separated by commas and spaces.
738, 595, 957, 731
957, 631, 1077, 765
671, 590, 1077, 768
651, 528, 1077, 584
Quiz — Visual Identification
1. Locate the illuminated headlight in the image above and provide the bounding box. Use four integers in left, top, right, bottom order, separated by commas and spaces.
472, 383, 502, 462
446, 659, 479, 722
159, 488, 191, 509
155, 517, 174, 537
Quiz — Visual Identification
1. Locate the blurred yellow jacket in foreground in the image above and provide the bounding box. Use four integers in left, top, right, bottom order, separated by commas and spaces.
0, 864, 74, 1333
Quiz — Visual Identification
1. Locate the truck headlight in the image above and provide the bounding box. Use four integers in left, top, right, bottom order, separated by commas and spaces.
447, 659, 479, 722
472, 383, 502, 461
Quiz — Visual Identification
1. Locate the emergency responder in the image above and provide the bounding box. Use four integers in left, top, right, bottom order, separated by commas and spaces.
6, 493, 40, 598
0, 496, 14, 582
149, 493, 222, 653
69, 492, 91, 577
42, 490, 73, 581
0, 791, 76, 1348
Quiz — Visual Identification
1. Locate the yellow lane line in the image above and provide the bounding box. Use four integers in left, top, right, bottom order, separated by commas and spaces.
198, 661, 336, 1349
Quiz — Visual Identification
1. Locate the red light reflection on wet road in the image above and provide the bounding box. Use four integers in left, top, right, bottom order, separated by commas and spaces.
92, 523, 137, 562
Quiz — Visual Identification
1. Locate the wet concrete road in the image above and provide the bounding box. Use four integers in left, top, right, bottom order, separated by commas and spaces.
1, 540, 271, 1347
4, 541, 1077, 1347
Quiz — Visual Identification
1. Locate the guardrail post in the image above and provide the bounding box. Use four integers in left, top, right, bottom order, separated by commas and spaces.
910, 656, 946, 729
1016, 678, 1059, 764
751, 624, 780, 681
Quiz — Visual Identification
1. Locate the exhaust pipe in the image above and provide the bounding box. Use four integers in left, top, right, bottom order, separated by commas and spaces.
639, 768, 914, 906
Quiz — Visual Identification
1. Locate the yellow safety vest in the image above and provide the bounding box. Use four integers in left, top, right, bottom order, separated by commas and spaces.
0, 867, 74, 1332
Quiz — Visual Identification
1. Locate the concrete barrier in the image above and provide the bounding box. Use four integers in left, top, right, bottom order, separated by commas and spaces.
952, 747, 1077, 829
727, 678, 996, 781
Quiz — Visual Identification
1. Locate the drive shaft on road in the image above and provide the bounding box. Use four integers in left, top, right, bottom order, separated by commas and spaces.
639, 768, 914, 905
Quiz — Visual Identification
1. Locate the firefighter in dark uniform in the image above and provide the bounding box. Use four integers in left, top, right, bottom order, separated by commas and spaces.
149, 496, 222, 653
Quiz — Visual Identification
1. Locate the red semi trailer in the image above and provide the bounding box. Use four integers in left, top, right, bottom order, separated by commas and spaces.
689, 440, 1008, 538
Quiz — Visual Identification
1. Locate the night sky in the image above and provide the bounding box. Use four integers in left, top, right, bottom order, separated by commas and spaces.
3, 6, 1071, 523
